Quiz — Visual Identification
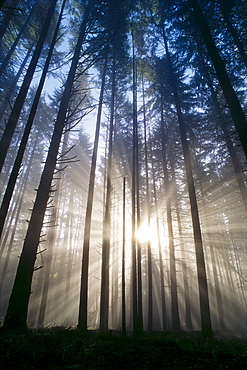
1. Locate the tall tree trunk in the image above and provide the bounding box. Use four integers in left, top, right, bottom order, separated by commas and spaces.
2, 0, 96, 330
37, 130, 70, 326
0, 2, 36, 79
0, 0, 66, 239
219, 0, 247, 69
78, 56, 107, 331
0, 45, 33, 125
170, 155, 192, 331
0, 0, 57, 173
162, 24, 213, 337
0, 0, 20, 42
191, 0, 247, 160
131, 37, 143, 336
160, 95, 180, 331
131, 38, 138, 336
122, 176, 126, 336
197, 48, 247, 213
150, 140, 166, 330
100, 56, 115, 333
0, 161, 29, 297
142, 69, 152, 332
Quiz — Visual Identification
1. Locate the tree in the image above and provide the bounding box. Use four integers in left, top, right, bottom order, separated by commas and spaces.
218, 0, 247, 69
78, 56, 107, 331
191, 0, 247, 160
0, 0, 20, 42
0, 0, 57, 173
0, 0, 66, 239
2, 0, 98, 330
100, 56, 115, 333
0, 1, 36, 79
160, 91, 180, 332
160, 21, 213, 337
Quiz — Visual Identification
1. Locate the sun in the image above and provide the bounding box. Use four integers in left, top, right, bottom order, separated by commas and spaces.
136, 222, 151, 243
136, 218, 160, 248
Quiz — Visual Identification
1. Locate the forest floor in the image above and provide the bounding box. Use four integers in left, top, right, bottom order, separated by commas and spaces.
0, 327, 247, 369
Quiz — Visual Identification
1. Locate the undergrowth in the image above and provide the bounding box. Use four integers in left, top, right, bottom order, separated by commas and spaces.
0, 328, 246, 369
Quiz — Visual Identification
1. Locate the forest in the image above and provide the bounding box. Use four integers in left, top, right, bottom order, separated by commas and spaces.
0, 0, 247, 348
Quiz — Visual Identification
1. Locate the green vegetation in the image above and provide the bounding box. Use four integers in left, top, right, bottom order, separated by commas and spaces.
1, 328, 246, 369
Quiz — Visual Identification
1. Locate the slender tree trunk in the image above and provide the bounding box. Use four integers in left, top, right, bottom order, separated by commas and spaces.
100, 56, 115, 333
0, 0, 57, 173
0, 2, 36, 79
78, 56, 107, 331
162, 24, 212, 337
131, 38, 138, 336
0, 165, 28, 296
63, 191, 74, 317
122, 176, 126, 336
150, 141, 166, 330
37, 130, 70, 326
0, 46, 33, 125
131, 38, 143, 336
0, 0, 66, 239
191, 0, 247, 159
219, 0, 247, 69
2, 0, 96, 330
170, 155, 192, 331
141, 69, 152, 332
111, 190, 119, 328
0, 0, 20, 42
197, 49, 247, 213
160, 95, 180, 331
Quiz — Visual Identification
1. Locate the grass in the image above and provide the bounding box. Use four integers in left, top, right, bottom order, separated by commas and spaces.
0, 328, 247, 369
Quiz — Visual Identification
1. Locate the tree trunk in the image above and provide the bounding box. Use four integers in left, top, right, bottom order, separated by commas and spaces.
0, 0, 66, 239
197, 47, 247, 213
219, 0, 247, 69
150, 141, 166, 330
0, 1, 36, 79
37, 130, 70, 326
78, 56, 107, 331
122, 176, 126, 336
0, 0, 20, 42
191, 0, 247, 160
0, 0, 57, 173
142, 69, 152, 332
131, 37, 143, 336
160, 95, 180, 332
170, 155, 192, 331
100, 56, 115, 333
0, 45, 33, 125
162, 24, 213, 337
2, 0, 96, 330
